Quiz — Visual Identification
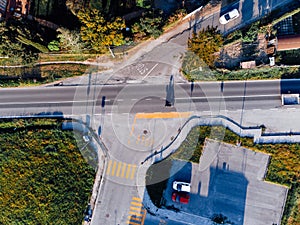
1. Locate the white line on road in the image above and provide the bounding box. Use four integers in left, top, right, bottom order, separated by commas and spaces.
176, 94, 280, 100
141, 63, 159, 80
0, 100, 96, 105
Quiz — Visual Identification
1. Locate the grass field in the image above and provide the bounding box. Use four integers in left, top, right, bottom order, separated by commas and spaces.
0, 118, 95, 225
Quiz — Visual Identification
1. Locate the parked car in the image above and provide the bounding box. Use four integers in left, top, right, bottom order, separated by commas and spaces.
84, 204, 93, 222
172, 181, 191, 193
219, 9, 239, 24
172, 192, 190, 204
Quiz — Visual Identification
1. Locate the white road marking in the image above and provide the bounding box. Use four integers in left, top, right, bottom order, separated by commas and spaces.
176, 94, 280, 100
142, 63, 159, 80
0, 100, 96, 105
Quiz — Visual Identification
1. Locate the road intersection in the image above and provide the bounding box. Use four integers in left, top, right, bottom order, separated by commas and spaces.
0, 0, 298, 224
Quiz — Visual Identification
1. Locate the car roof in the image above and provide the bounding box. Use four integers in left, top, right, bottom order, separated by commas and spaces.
173, 181, 191, 192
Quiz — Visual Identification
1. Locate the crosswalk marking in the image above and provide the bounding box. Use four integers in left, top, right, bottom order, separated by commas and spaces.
131, 201, 142, 207
128, 220, 141, 225
132, 197, 142, 202
128, 216, 142, 221
131, 135, 154, 147
121, 162, 126, 178
106, 160, 137, 180
106, 160, 112, 175
130, 165, 136, 180
130, 206, 141, 211
136, 135, 140, 144
116, 162, 122, 177
129, 211, 143, 217
126, 164, 132, 179
111, 161, 117, 176
127, 197, 147, 225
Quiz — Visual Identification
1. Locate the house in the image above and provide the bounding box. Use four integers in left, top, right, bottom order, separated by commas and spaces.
277, 34, 300, 51
0, 0, 29, 20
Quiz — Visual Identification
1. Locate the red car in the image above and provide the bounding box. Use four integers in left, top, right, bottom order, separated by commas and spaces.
172, 192, 190, 204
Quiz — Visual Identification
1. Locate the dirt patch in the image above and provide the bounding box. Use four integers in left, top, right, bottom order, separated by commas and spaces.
217, 33, 268, 69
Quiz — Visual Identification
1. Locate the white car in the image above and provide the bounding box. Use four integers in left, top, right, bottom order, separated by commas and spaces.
173, 181, 191, 193
219, 9, 240, 25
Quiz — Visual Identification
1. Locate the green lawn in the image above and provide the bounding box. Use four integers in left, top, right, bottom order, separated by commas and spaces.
0, 118, 95, 225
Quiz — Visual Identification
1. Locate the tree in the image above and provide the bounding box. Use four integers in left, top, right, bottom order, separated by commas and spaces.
77, 9, 126, 53
187, 26, 223, 68
0, 19, 51, 64
131, 10, 163, 41
56, 28, 84, 53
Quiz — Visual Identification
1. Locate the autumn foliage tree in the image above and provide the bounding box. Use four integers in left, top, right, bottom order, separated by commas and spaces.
77, 9, 126, 53
187, 26, 223, 68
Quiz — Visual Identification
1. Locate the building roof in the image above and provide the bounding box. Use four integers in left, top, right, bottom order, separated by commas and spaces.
277, 34, 300, 51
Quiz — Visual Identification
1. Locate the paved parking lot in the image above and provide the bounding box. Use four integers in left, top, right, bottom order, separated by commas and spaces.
163, 139, 288, 225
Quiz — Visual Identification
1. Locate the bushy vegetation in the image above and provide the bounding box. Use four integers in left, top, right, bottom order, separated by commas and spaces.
163, 9, 187, 31
172, 125, 300, 224
188, 26, 223, 68
0, 118, 95, 225
181, 59, 300, 81
278, 50, 300, 66
132, 10, 164, 41
77, 9, 126, 53
0, 20, 48, 64
0, 63, 89, 87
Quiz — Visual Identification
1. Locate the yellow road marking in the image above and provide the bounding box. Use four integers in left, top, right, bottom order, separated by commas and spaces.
130, 112, 190, 142
127, 220, 141, 225
106, 160, 112, 175
130, 116, 137, 136
130, 165, 136, 180
128, 215, 142, 221
111, 161, 117, 176
130, 206, 140, 211
136, 135, 140, 144
126, 164, 132, 179
131, 201, 142, 207
141, 209, 147, 225
141, 135, 145, 143
136, 112, 191, 119
145, 138, 152, 147
116, 162, 122, 177
129, 211, 142, 217
132, 197, 141, 202
121, 163, 126, 178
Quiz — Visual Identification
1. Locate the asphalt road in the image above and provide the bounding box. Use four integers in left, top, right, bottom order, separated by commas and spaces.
1, 79, 298, 116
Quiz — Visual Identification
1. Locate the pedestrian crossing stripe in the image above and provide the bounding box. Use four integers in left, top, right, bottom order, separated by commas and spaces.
132, 197, 142, 202
116, 161, 122, 177
131, 135, 154, 147
106, 160, 137, 179
127, 197, 146, 225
